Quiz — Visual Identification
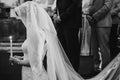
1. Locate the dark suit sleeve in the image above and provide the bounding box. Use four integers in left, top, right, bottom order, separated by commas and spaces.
60, 0, 79, 21
114, 2, 120, 14
89, 0, 113, 21
92, 0, 113, 22
117, 3, 120, 17
111, 3, 120, 16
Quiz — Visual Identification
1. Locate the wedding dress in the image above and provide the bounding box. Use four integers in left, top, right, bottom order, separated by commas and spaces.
21, 40, 33, 80
15, 1, 82, 80
22, 39, 48, 80
15, 1, 120, 80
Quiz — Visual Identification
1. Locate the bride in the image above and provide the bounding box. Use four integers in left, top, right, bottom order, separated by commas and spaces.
9, 0, 120, 80
9, 1, 83, 80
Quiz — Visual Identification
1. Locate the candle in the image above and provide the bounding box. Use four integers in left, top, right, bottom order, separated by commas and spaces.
9, 36, 13, 57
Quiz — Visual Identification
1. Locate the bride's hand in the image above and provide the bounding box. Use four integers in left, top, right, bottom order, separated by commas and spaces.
14, 55, 23, 60
9, 56, 20, 65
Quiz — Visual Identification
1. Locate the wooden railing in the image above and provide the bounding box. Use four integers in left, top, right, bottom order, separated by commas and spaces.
0, 18, 25, 54
0, 42, 23, 53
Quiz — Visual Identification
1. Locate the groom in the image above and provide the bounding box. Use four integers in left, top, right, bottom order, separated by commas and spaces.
54, 0, 81, 71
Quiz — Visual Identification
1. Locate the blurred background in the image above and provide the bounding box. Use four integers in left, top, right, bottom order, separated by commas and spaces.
0, 0, 26, 80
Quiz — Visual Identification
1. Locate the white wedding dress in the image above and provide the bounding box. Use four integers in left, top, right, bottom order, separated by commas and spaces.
15, 1, 120, 80
19, 1, 50, 80
21, 40, 33, 80
22, 39, 48, 80
15, 1, 82, 80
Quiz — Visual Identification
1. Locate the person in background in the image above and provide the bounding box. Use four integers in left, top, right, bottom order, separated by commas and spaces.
87, 0, 113, 71
110, 0, 120, 60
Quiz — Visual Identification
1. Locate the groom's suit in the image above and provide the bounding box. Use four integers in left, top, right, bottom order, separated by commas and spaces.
56, 0, 81, 29
56, 0, 81, 71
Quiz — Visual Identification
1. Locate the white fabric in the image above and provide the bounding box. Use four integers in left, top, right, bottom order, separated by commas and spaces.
15, 1, 82, 80
82, 0, 91, 14
15, 1, 120, 80
80, 15, 91, 56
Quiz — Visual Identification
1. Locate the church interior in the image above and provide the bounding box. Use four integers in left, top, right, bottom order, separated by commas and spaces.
0, 0, 120, 80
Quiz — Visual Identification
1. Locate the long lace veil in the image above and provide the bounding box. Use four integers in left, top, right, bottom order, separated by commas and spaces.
14, 1, 83, 80
14, 1, 120, 80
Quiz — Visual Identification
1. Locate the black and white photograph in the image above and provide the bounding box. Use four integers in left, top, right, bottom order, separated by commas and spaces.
0, 0, 120, 80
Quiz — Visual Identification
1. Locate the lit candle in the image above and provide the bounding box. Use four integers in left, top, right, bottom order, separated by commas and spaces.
9, 36, 13, 57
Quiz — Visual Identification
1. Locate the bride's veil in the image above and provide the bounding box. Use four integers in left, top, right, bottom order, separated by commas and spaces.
14, 1, 83, 80
32, 0, 56, 9
14, 1, 120, 80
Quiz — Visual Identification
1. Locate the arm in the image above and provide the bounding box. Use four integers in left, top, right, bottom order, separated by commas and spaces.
89, 0, 113, 22
111, 1, 120, 16
19, 59, 30, 67
115, 2, 120, 15
10, 56, 30, 67
117, 3, 120, 17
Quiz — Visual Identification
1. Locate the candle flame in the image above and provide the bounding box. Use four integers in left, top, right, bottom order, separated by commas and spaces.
9, 36, 12, 40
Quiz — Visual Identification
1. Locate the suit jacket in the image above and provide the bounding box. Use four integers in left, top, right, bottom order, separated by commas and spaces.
89, 0, 113, 27
111, 0, 120, 24
56, 0, 81, 29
